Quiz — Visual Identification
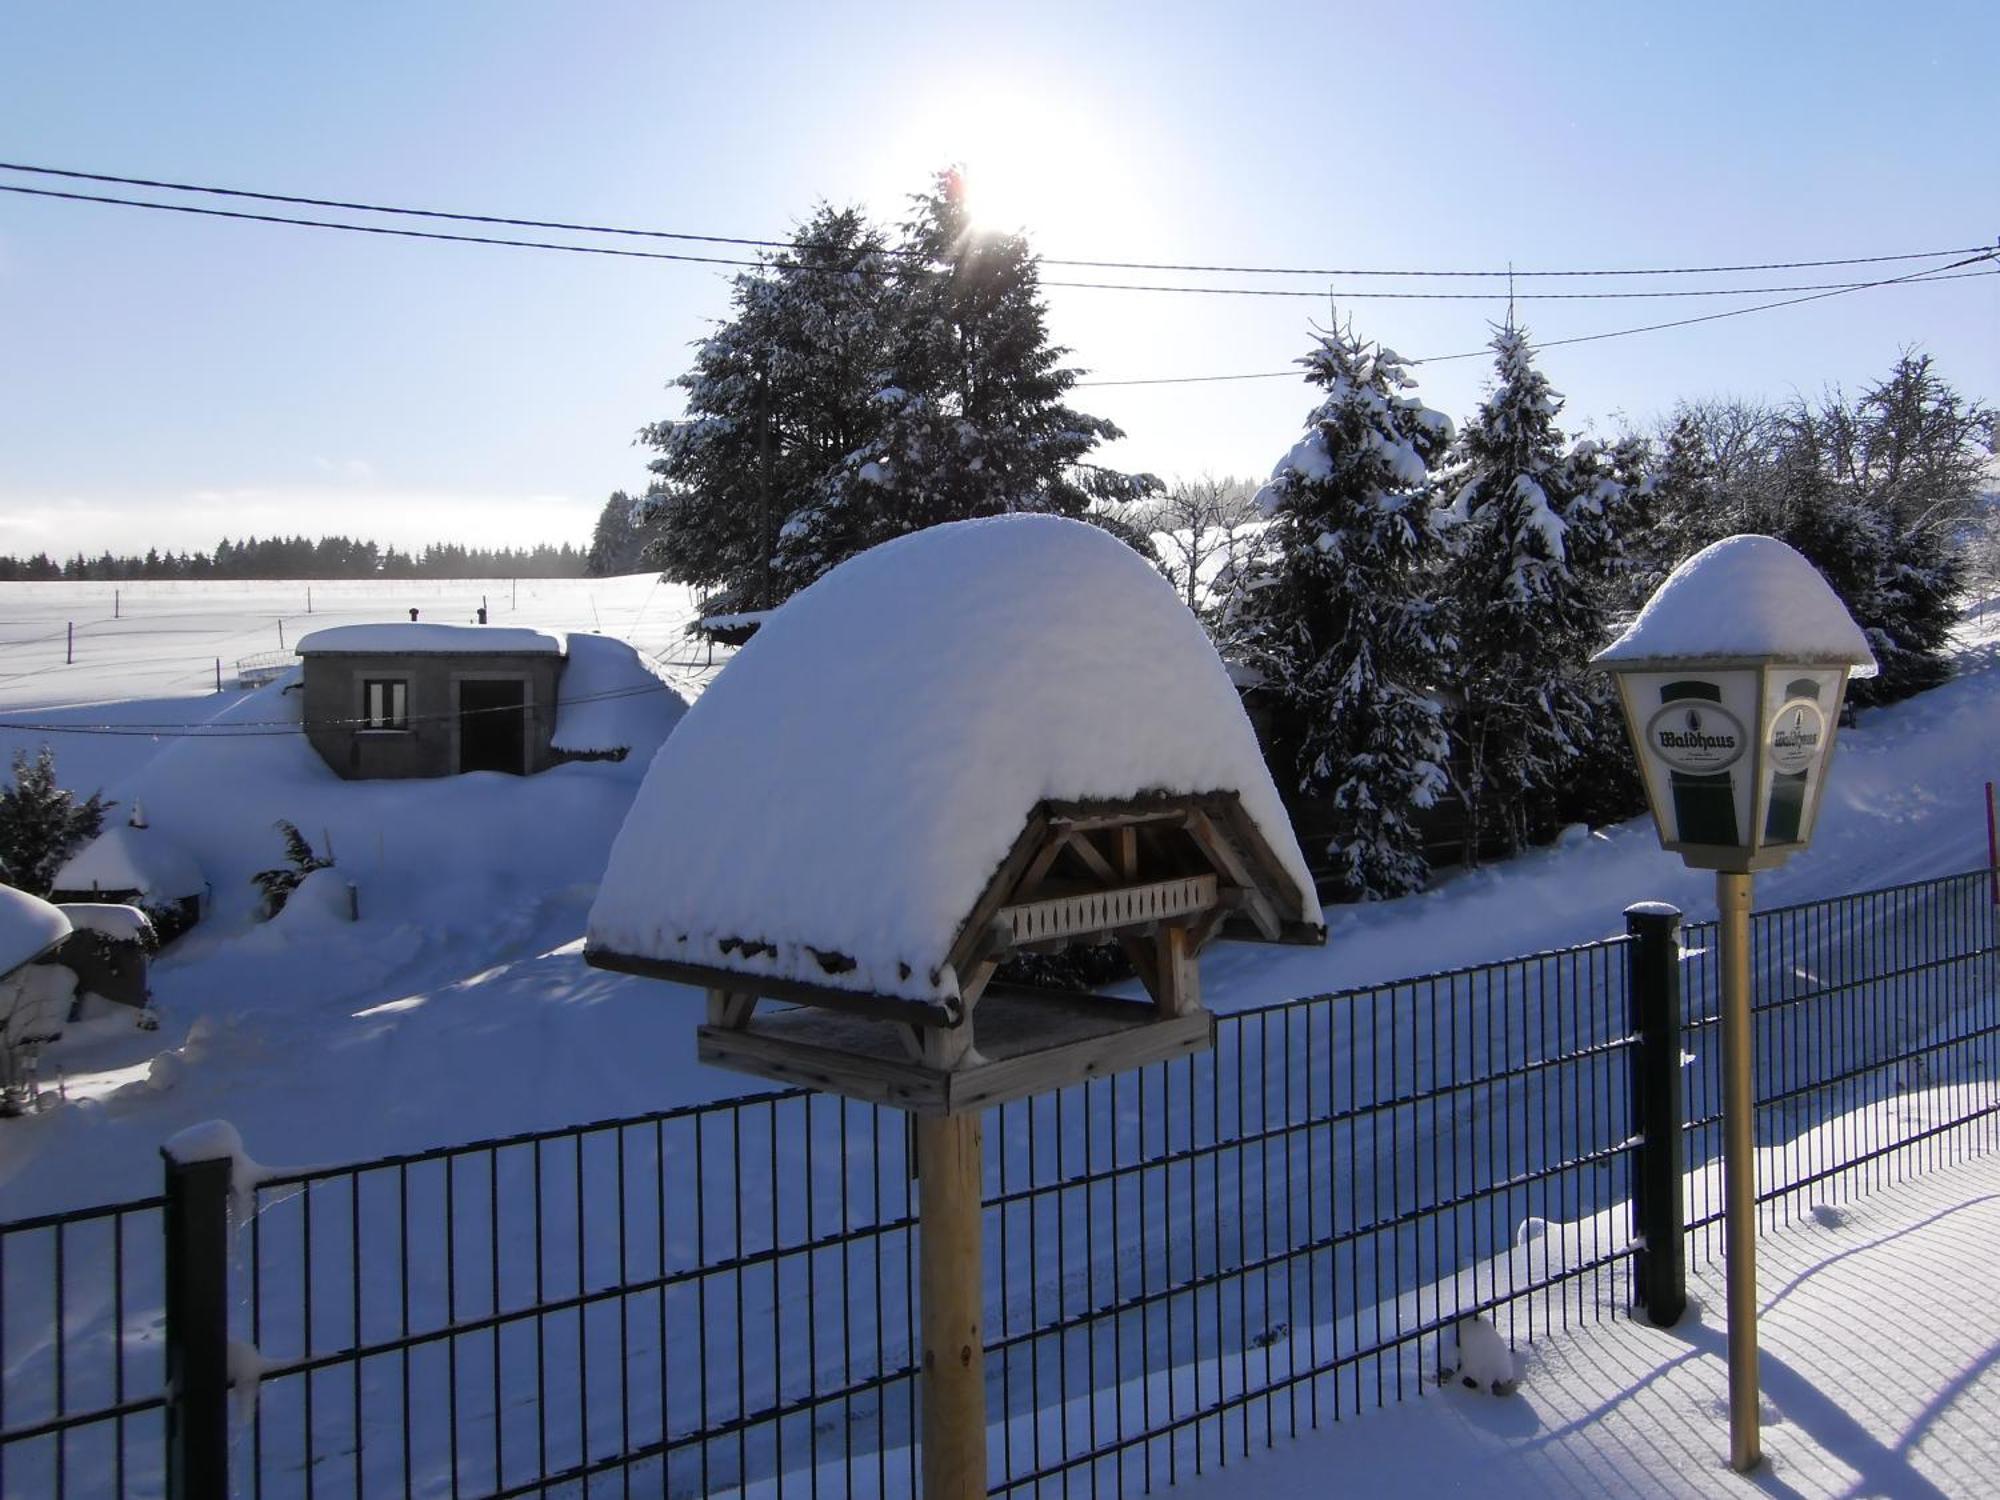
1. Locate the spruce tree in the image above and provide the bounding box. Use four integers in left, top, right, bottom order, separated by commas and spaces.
1435, 325, 1635, 858
0, 750, 105, 897
1227, 326, 1454, 898
796, 170, 1157, 574
639, 206, 895, 610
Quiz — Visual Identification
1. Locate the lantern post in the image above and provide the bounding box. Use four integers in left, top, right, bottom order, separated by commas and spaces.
1593, 535, 1877, 1474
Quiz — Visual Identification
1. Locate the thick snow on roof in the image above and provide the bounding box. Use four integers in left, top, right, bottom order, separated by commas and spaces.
0, 885, 70, 975
1594, 535, 1878, 676
55, 902, 153, 943
295, 623, 563, 656
588, 514, 1318, 1004
51, 824, 206, 899
552, 634, 688, 757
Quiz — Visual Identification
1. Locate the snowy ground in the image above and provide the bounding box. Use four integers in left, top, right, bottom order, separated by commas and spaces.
1166, 1146, 2000, 1499
0, 578, 1994, 1221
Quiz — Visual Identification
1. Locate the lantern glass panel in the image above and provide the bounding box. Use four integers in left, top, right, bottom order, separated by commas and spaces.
1755, 664, 1845, 852
1616, 667, 1761, 852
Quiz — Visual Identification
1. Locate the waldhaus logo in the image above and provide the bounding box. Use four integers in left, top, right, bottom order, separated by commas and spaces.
1645, 701, 1746, 773
1767, 699, 1826, 775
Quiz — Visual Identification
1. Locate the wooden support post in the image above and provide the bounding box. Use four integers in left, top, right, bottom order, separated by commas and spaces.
705, 988, 756, 1029
1152, 923, 1200, 1018
1718, 870, 1761, 1472
917, 1110, 985, 1500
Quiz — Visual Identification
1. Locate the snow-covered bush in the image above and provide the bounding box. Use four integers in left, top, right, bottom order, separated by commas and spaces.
250, 821, 333, 919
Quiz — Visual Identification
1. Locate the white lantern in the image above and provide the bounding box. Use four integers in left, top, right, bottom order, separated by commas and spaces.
1590, 532, 1876, 1475
1593, 536, 1878, 873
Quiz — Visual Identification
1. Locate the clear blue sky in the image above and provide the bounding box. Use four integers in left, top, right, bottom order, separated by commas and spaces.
2, 2, 1994, 558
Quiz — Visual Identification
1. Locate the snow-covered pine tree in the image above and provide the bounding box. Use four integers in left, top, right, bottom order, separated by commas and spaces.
1434, 324, 1636, 859
638, 206, 894, 611
801, 170, 1157, 571
1226, 325, 1454, 899
0, 749, 105, 897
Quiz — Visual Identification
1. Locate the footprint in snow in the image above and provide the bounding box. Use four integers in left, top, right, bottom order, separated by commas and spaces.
1810, 1203, 1849, 1229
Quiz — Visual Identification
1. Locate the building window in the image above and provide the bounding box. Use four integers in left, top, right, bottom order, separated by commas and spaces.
363, 678, 409, 729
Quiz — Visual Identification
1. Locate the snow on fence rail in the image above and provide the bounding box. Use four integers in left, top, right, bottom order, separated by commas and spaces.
3, 869, 1995, 1500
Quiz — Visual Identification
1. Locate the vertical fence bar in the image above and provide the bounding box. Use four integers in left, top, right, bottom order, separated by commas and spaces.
1625, 903, 1687, 1327
162, 1151, 231, 1500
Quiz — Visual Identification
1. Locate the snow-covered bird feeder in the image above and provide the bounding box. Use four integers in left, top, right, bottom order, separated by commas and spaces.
585, 514, 1324, 1116
1592, 534, 1877, 875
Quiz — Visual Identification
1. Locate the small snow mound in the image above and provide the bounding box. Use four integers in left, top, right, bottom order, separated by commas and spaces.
163, 1117, 242, 1164
1594, 534, 1877, 675
270, 868, 354, 930
1443, 1316, 1521, 1395
146, 1050, 183, 1093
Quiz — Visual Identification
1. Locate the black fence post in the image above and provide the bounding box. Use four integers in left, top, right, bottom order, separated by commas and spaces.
162, 1148, 232, 1499
1626, 900, 1687, 1327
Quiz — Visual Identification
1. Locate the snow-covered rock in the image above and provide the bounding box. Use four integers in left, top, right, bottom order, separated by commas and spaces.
0, 885, 71, 975
1594, 535, 1878, 674
588, 514, 1318, 1004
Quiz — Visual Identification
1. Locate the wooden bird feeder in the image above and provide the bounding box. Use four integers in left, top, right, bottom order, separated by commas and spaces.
589, 788, 1319, 1114
582, 515, 1325, 1499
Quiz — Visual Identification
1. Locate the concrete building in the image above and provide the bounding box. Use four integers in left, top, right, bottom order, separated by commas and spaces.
296, 623, 567, 780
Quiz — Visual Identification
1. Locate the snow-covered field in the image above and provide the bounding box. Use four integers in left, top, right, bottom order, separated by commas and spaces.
0, 576, 1995, 1220
0, 573, 1995, 1500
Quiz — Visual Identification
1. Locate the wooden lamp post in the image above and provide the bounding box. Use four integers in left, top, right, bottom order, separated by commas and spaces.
583, 516, 1324, 1497
1593, 534, 1876, 1473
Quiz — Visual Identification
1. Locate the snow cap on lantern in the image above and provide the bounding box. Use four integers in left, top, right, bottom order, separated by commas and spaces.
1593, 535, 1877, 873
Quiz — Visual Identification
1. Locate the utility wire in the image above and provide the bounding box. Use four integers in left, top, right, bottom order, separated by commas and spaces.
1, 159, 1987, 281
5, 182, 1989, 305
1076, 255, 2000, 386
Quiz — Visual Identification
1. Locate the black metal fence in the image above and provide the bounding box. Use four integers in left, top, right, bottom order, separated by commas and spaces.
3, 868, 1995, 1499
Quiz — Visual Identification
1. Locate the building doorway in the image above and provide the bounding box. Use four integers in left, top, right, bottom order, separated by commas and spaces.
458, 679, 527, 774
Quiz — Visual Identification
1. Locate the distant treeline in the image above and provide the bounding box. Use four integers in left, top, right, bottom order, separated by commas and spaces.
0, 536, 589, 581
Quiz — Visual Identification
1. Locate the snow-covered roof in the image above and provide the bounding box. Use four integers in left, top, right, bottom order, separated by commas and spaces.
0, 886, 71, 975
295, 623, 564, 656
552, 634, 688, 756
587, 514, 1318, 1005
50, 824, 207, 900
1594, 535, 1879, 676
54, 902, 153, 944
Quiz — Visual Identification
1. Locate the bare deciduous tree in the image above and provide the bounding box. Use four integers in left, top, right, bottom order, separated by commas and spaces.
1138, 475, 1262, 615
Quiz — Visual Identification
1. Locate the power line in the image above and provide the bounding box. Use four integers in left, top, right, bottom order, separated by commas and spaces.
0, 159, 1989, 284
1074, 256, 2000, 386
7, 182, 1992, 308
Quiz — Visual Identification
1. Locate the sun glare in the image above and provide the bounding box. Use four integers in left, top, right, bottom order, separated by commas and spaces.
906, 89, 1128, 250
